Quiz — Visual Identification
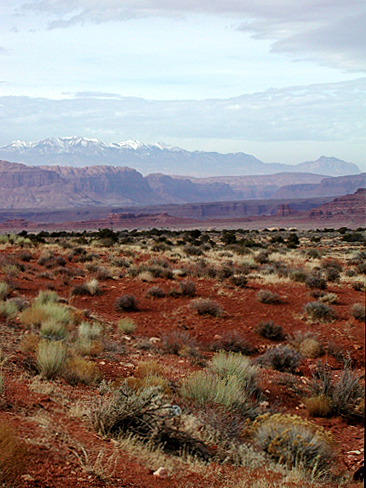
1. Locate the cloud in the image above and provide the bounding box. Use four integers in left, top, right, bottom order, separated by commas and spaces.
17, 0, 366, 72
0, 79, 365, 146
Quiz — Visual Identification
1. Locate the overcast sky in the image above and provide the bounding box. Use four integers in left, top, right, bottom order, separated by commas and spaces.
1, 0, 365, 168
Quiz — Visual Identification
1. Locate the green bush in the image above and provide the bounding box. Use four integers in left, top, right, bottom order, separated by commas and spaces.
209, 351, 258, 392
0, 301, 18, 321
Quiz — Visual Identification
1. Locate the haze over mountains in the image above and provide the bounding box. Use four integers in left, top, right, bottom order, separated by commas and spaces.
0, 137, 361, 177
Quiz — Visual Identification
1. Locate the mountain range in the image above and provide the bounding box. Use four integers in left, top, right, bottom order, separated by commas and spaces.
0, 159, 364, 210
0, 137, 361, 177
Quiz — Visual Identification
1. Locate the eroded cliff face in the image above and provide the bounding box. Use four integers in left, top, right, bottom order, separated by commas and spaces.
309, 188, 366, 219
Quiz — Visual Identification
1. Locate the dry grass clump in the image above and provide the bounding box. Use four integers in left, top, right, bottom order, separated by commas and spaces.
40, 317, 67, 339
304, 302, 336, 323
0, 301, 18, 321
209, 351, 258, 392
255, 321, 284, 341
127, 361, 171, 394
257, 345, 301, 374
20, 302, 75, 329
0, 422, 28, 484
307, 360, 365, 419
36, 339, 67, 379
35, 290, 61, 304
303, 395, 332, 418
182, 372, 258, 419
248, 413, 333, 477
190, 298, 223, 317
350, 303, 365, 322
256, 290, 282, 304
317, 292, 338, 304
63, 357, 101, 385
0, 282, 10, 300
117, 318, 136, 335
72, 279, 101, 296
115, 295, 138, 311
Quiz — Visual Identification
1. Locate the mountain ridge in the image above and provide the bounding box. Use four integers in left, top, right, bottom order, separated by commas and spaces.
0, 136, 361, 177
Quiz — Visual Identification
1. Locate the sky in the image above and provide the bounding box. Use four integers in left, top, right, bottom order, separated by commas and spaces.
0, 0, 365, 169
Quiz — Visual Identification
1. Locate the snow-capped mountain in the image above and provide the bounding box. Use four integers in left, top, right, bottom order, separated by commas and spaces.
0, 137, 361, 177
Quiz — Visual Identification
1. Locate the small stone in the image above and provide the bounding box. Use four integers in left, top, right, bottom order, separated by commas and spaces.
259, 401, 269, 408
153, 467, 168, 478
213, 334, 222, 340
149, 337, 160, 343
347, 450, 361, 455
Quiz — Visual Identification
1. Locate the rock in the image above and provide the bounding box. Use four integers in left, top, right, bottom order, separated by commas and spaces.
153, 467, 168, 478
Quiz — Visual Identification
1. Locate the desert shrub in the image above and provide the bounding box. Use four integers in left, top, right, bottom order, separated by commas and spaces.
178, 280, 196, 297
0, 282, 10, 300
90, 382, 208, 458
249, 413, 333, 476
290, 269, 309, 283
146, 286, 165, 298
352, 279, 365, 292
63, 357, 101, 385
36, 339, 67, 379
217, 265, 234, 281
0, 301, 18, 321
304, 302, 336, 322
185, 245, 203, 256
310, 360, 365, 419
255, 321, 284, 341
230, 275, 248, 288
211, 330, 253, 355
324, 267, 340, 282
115, 295, 138, 311
190, 298, 223, 317
40, 318, 67, 339
117, 318, 136, 335
289, 331, 323, 359
256, 290, 282, 304
37, 250, 54, 266
356, 262, 366, 274
317, 292, 338, 304
0, 422, 27, 484
321, 259, 343, 272
95, 266, 113, 280
304, 395, 332, 418
18, 251, 32, 262
305, 273, 327, 290
257, 345, 301, 373
160, 330, 198, 356
351, 303, 365, 322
